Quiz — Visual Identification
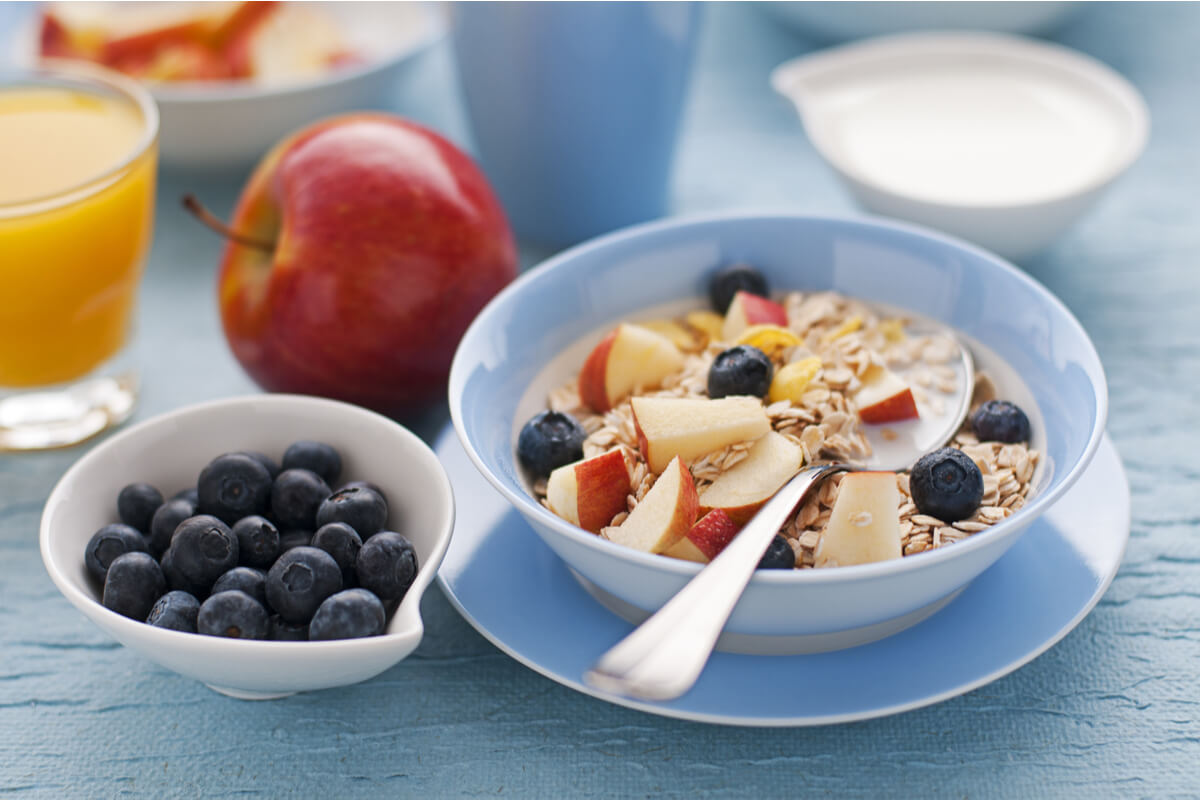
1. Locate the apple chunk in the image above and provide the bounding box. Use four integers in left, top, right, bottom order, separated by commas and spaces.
630, 396, 770, 475
697, 432, 804, 524
578, 323, 686, 412
665, 508, 741, 563
813, 472, 902, 568
721, 291, 788, 341
855, 365, 919, 424
606, 456, 698, 554
546, 449, 632, 534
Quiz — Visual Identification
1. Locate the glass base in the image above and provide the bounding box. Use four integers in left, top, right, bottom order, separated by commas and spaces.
0, 370, 137, 451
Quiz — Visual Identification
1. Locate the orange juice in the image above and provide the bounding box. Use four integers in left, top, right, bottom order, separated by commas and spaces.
0, 83, 156, 387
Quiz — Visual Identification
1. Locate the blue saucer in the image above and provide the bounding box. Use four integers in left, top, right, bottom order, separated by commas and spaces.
434, 425, 1129, 726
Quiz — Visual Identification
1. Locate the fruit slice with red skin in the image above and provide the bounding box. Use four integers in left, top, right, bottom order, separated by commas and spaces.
630, 396, 770, 475
722, 291, 788, 341
605, 456, 698, 554
814, 471, 902, 567
217, 113, 518, 417
697, 432, 804, 525
855, 365, 920, 424
578, 323, 685, 412
665, 508, 741, 563
545, 449, 632, 534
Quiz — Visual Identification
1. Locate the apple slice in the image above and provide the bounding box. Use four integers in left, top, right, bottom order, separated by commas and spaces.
722, 291, 788, 341
665, 508, 741, 563
697, 432, 804, 524
606, 456, 698, 554
813, 471, 902, 567
546, 449, 632, 534
578, 323, 686, 412
630, 396, 770, 474
855, 365, 919, 424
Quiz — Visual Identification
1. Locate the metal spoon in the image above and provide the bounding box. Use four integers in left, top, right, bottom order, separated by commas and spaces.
584, 327, 975, 702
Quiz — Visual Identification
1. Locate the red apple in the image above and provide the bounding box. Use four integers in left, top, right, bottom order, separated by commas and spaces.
855, 366, 919, 424
722, 291, 788, 341
215, 114, 518, 416
546, 449, 632, 534
665, 509, 742, 563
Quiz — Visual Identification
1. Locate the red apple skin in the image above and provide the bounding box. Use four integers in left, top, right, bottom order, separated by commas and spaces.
218, 114, 518, 416
687, 509, 741, 560
858, 388, 920, 424
575, 450, 632, 532
578, 329, 618, 412
737, 292, 788, 326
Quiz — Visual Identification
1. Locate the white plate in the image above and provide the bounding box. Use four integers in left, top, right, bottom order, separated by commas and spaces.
435, 424, 1129, 726
7, 2, 445, 168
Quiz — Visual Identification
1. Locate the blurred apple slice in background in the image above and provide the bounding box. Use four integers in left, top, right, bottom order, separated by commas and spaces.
546, 449, 632, 534
606, 456, 698, 554
697, 431, 804, 524
855, 365, 919, 424
578, 323, 685, 412
722, 291, 788, 341
630, 396, 770, 474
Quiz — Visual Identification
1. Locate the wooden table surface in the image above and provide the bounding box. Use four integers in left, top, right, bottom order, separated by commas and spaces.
2, 3, 1198, 796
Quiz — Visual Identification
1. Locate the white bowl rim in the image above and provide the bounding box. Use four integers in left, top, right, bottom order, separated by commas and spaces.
770, 31, 1151, 211
40, 393, 455, 653
448, 208, 1109, 585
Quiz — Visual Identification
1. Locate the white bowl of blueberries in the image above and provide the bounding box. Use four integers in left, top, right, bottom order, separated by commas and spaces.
40, 394, 454, 699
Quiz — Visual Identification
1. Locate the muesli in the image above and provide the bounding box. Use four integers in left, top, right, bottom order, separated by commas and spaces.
515, 264, 1038, 569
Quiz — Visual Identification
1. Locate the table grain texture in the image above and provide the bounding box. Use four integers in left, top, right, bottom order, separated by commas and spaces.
2, 2, 1198, 797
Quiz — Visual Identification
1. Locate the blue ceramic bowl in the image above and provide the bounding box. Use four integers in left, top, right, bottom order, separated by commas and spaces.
448, 212, 1107, 653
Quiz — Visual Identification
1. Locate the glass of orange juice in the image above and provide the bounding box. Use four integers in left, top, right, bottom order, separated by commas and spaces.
0, 61, 158, 450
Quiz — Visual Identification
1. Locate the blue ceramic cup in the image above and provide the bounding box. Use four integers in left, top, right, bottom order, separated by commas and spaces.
451, 2, 701, 247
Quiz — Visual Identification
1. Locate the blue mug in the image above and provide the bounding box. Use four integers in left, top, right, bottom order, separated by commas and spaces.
452, 2, 701, 247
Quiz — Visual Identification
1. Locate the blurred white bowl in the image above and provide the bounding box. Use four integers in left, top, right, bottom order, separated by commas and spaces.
9, 2, 444, 169
772, 32, 1149, 260
40, 394, 454, 699
761, 2, 1083, 40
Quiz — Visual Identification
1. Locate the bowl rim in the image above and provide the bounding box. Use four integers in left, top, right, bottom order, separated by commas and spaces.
39, 393, 455, 653
770, 31, 1151, 211
448, 209, 1109, 585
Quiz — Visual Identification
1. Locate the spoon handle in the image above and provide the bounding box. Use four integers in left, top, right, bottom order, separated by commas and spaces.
584, 463, 849, 701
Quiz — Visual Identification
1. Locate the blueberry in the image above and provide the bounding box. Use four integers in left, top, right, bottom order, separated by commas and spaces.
197, 591, 269, 639
309, 589, 386, 640
266, 546, 343, 624
268, 615, 309, 641
270, 469, 330, 530
212, 567, 268, 608
910, 448, 984, 522
102, 552, 165, 621
338, 480, 387, 507
236, 450, 280, 480
517, 410, 586, 478
198, 453, 272, 524
757, 535, 795, 570
173, 487, 200, 506
160, 548, 206, 598
146, 591, 199, 633
707, 345, 773, 399
148, 498, 196, 556
315, 486, 388, 539
117, 482, 163, 533
279, 529, 313, 553
709, 263, 769, 313
85, 523, 146, 583
356, 531, 418, 612
311, 522, 362, 584
163, 515, 239, 595
282, 441, 342, 485
971, 400, 1032, 444
231, 515, 280, 569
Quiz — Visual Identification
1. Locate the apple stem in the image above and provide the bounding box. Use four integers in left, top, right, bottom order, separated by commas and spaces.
182, 194, 275, 253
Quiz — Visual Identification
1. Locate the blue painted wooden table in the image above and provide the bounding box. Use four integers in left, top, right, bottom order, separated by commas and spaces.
3, 3, 1198, 796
